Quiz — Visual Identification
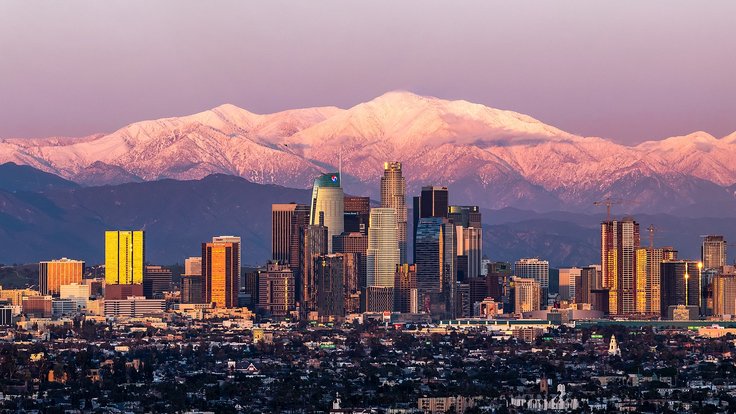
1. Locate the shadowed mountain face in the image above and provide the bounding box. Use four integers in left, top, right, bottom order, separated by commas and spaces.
0, 162, 79, 192
2, 92, 736, 215
0, 172, 310, 266
0, 166, 730, 268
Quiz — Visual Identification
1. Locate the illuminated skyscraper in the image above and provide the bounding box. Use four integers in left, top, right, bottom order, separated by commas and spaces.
713, 271, 736, 317
310, 172, 344, 252
105, 230, 145, 285
635, 246, 677, 315
202, 240, 240, 308
601, 218, 640, 315
39, 258, 84, 296
212, 235, 241, 267
380, 161, 407, 264
702, 235, 727, 271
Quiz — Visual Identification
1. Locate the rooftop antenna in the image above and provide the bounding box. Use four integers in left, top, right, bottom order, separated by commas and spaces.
339, 146, 342, 185
648, 224, 656, 250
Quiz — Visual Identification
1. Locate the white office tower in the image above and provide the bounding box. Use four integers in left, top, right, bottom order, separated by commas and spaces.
367, 208, 400, 288
310, 173, 344, 253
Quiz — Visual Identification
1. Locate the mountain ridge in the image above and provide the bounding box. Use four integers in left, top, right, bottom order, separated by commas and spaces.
1, 91, 735, 215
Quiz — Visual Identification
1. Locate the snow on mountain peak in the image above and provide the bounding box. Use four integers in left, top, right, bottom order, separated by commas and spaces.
0, 91, 734, 213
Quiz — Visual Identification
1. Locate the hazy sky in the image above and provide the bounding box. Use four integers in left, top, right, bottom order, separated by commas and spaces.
1, 1, 734, 144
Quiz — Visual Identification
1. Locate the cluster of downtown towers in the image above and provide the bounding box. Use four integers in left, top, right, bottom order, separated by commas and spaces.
600, 221, 729, 319
267, 161, 482, 320
100, 162, 732, 321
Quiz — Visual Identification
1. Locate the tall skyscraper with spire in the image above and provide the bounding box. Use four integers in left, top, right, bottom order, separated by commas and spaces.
380, 161, 407, 264
310, 173, 344, 253
601, 218, 640, 315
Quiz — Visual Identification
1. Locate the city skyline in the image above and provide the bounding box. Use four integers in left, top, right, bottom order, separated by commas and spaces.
3, 2, 736, 412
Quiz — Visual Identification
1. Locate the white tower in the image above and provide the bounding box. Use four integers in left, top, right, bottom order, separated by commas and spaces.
608, 334, 621, 356
366, 208, 400, 288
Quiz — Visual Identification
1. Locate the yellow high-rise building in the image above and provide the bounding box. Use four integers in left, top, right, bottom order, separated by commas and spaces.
105, 231, 145, 285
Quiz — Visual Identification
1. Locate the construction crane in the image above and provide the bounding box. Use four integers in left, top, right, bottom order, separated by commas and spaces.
593, 197, 623, 222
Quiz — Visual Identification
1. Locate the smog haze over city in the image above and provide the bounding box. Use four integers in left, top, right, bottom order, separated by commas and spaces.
1, 1, 736, 413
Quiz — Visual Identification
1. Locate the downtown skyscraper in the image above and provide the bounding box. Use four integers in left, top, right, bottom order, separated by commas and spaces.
635, 246, 678, 315
366, 208, 400, 312
272, 203, 310, 264
702, 235, 727, 271
415, 216, 457, 318
451, 206, 482, 281
660, 260, 701, 318
601, 218, 640, 315
412, 186, 449, 262
380, 161, 407, 264
514, 258, 549, 303
310, 172, 344, 253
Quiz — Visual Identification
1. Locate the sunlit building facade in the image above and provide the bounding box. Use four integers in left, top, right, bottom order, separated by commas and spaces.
380, 161, 407, 264
39, 258, 84, 296
601, 218, 640, 315
105, 230, 145, 285
202, 240, 240, 308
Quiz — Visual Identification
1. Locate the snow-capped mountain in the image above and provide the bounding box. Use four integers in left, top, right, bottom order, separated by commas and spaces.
2, 91, 735, 214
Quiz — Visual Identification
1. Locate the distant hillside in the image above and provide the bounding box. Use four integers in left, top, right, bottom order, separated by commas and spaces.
0, 173, 310, 266
0, 162, 79, 192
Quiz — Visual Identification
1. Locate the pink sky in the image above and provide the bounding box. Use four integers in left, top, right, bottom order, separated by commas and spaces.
0, 0, 734, 144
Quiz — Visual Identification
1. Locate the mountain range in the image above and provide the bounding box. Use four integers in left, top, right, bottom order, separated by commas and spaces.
0, 163, 732, 268
2, 91, 735, 215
